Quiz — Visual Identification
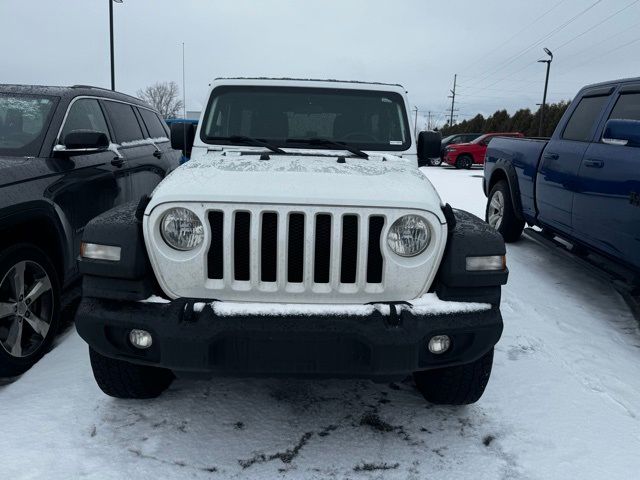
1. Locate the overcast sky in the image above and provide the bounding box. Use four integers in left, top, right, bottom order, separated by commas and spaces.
2, 0, 639, 127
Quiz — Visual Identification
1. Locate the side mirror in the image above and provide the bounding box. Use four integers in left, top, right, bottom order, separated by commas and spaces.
417, 131, 442, 161
170, 122, 196, 157
602, 119, 640, 147
56, 130, 109, 155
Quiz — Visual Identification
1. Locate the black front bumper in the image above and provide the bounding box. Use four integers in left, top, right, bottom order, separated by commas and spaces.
75, 298, 503, 380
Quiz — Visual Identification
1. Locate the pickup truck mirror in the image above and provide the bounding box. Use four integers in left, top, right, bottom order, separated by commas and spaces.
602, 119, 640, 147
55, 130, 109, 155
170, 122, 196, 156
417, 131, 442, 160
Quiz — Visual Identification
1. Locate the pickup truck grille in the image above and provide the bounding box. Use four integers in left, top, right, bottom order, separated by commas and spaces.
206, 208, 384, 288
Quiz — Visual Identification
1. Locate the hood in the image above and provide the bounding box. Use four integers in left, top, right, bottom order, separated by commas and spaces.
447, 142, 475, 149
148, 152, 445, 222
0, 156, 42, 188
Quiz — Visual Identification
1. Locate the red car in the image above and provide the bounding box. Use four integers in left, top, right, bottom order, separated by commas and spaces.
443, 132, 524, 169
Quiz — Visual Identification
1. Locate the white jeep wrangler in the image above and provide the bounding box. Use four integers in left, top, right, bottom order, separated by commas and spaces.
76, 78, 508, 404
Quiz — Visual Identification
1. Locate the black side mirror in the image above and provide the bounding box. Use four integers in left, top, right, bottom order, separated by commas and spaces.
57, 130, 109, 155
603, 119, 640, 147
170, 122, 196, 157
417, 131, 442, 161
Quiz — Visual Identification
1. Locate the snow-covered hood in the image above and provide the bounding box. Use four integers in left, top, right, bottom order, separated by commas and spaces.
148, 152, 445, 221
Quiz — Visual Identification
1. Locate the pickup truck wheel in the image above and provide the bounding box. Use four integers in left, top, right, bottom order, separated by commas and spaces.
413, 348, 494, 405
455, 155, 473, 169
0, 244, 60, 377
89, 348, 174, 399
486, 180, 524, 242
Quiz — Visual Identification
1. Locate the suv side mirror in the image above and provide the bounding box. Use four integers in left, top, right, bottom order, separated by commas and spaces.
55, 130, 109, 155
417, 131, 442, 160
170, 122, 196, 157
602, 119, 640, 147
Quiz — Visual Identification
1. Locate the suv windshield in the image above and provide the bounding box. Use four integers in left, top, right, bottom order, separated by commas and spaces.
200, 86, 411, 152
0, 93, 58, 157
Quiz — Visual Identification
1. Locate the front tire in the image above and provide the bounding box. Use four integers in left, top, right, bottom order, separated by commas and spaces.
429, 157, 443, 167
486, 180, 524, 242
0, 244, 60, 377
455, 154, 473, 169
413, 349, 494, 405
89, 348, 174, 399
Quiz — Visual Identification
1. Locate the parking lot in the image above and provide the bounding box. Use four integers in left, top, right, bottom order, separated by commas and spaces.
1, 167, 638, 480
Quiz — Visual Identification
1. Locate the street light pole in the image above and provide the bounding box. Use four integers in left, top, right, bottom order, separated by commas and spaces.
538, 48, 553, 137
109, 0, 123, 91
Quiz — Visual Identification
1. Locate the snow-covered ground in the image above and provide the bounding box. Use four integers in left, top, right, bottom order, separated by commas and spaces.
2, 166, 639, 480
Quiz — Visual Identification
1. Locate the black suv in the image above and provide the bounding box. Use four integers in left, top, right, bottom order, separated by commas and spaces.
0, 84, 180, 376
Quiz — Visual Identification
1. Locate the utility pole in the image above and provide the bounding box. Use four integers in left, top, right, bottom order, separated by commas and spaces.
413, 106, 419, 133
448, 74, 457, 126
538, 48, 553, 137
427, 111, 432, 130
109, 0, 123, 91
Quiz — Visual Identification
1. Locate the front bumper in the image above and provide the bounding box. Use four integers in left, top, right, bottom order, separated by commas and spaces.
75, 297, 503, 380
444, 152, 457, 165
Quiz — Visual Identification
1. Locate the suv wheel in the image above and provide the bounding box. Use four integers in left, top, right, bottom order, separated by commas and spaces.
455, 154, 473, 169
413, 349, 494, 405
0, 245, 60, 377
486, 180, 524, 242
429, 157, 443, 167
89, 348, 174, 399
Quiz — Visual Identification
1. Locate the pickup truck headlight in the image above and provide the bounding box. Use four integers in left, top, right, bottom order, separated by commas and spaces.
160, 208, 204, 251
387, 215, 430, 257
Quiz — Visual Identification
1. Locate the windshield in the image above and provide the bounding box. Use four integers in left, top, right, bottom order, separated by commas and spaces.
471, 134, 490, 144
200, 86, 411, 152
0, 93, 57, 157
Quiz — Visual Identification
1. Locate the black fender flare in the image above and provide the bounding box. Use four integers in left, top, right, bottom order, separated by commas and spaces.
488, 161, 524, 222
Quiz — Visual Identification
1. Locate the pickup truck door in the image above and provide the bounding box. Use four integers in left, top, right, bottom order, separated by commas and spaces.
573, 88, 640, 269
535, 92, 612, 234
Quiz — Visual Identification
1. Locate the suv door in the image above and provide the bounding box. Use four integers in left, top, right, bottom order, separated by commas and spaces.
50, 97, 131, 273
535, 91, 611, 234
133, 107, 180, 195
573, 88, 640, 269
102, 100, 158, 201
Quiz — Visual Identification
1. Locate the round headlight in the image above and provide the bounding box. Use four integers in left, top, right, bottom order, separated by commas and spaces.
160, 208, 204, 251
387, 215, 430, 257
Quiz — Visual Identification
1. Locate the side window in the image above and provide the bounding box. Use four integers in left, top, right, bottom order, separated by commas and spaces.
608, 92, 640, 121
103, 101, 144, 143
60, 99, 109, 141
138, 108, 169, 138
562, 95, 609, 142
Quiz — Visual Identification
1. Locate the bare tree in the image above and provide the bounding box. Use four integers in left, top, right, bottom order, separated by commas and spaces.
137, 81, 184, 119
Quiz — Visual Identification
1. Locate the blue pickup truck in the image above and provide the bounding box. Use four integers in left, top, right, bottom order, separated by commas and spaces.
483, 77, 640, 273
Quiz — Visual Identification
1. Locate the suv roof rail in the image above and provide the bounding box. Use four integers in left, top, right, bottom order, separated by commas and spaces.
70, 84, 143, 102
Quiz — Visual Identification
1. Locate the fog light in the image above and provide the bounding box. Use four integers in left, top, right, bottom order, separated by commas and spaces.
428, 335, 451, 354
81, 242, 121, 261
129, 329, 153, 349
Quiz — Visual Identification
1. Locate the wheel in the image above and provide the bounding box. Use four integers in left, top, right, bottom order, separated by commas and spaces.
486, 180, 524, 242
455, 154, 473, 169
89, 347, 174, 399
0, 244, 60, 377
413, 349, 494, 405
429, 157, 443, 167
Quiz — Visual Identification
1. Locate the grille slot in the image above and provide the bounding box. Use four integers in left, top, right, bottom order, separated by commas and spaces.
340, 215, 358, 284
288, 213, 305, 283
261, 212, 278, 282
234, 212, 251, 281
207, 211, 224, 279
314, 214, 332, 283
367, 216, 384, 283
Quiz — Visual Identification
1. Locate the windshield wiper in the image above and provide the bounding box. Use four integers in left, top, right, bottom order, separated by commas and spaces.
285, 138, 369, 159
226, 135, 286, 154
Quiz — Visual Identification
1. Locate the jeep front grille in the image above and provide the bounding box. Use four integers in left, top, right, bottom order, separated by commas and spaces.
206, 208, 384, 288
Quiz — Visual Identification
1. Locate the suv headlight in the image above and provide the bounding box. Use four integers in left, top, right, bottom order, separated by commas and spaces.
387, 215, 430, 257
160, 208, 204, 251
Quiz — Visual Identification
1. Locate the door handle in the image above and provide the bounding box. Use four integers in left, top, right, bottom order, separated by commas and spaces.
543, 152, 559, 161
584, 159, 604, 168
111, 157, 124, 168
153, 150, 162, 159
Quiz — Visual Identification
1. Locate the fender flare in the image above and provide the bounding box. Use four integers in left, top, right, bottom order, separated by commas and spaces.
488, 161, 524, 222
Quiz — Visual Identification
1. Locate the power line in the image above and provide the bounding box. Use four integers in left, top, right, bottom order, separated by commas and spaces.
462, 0, 604, 89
